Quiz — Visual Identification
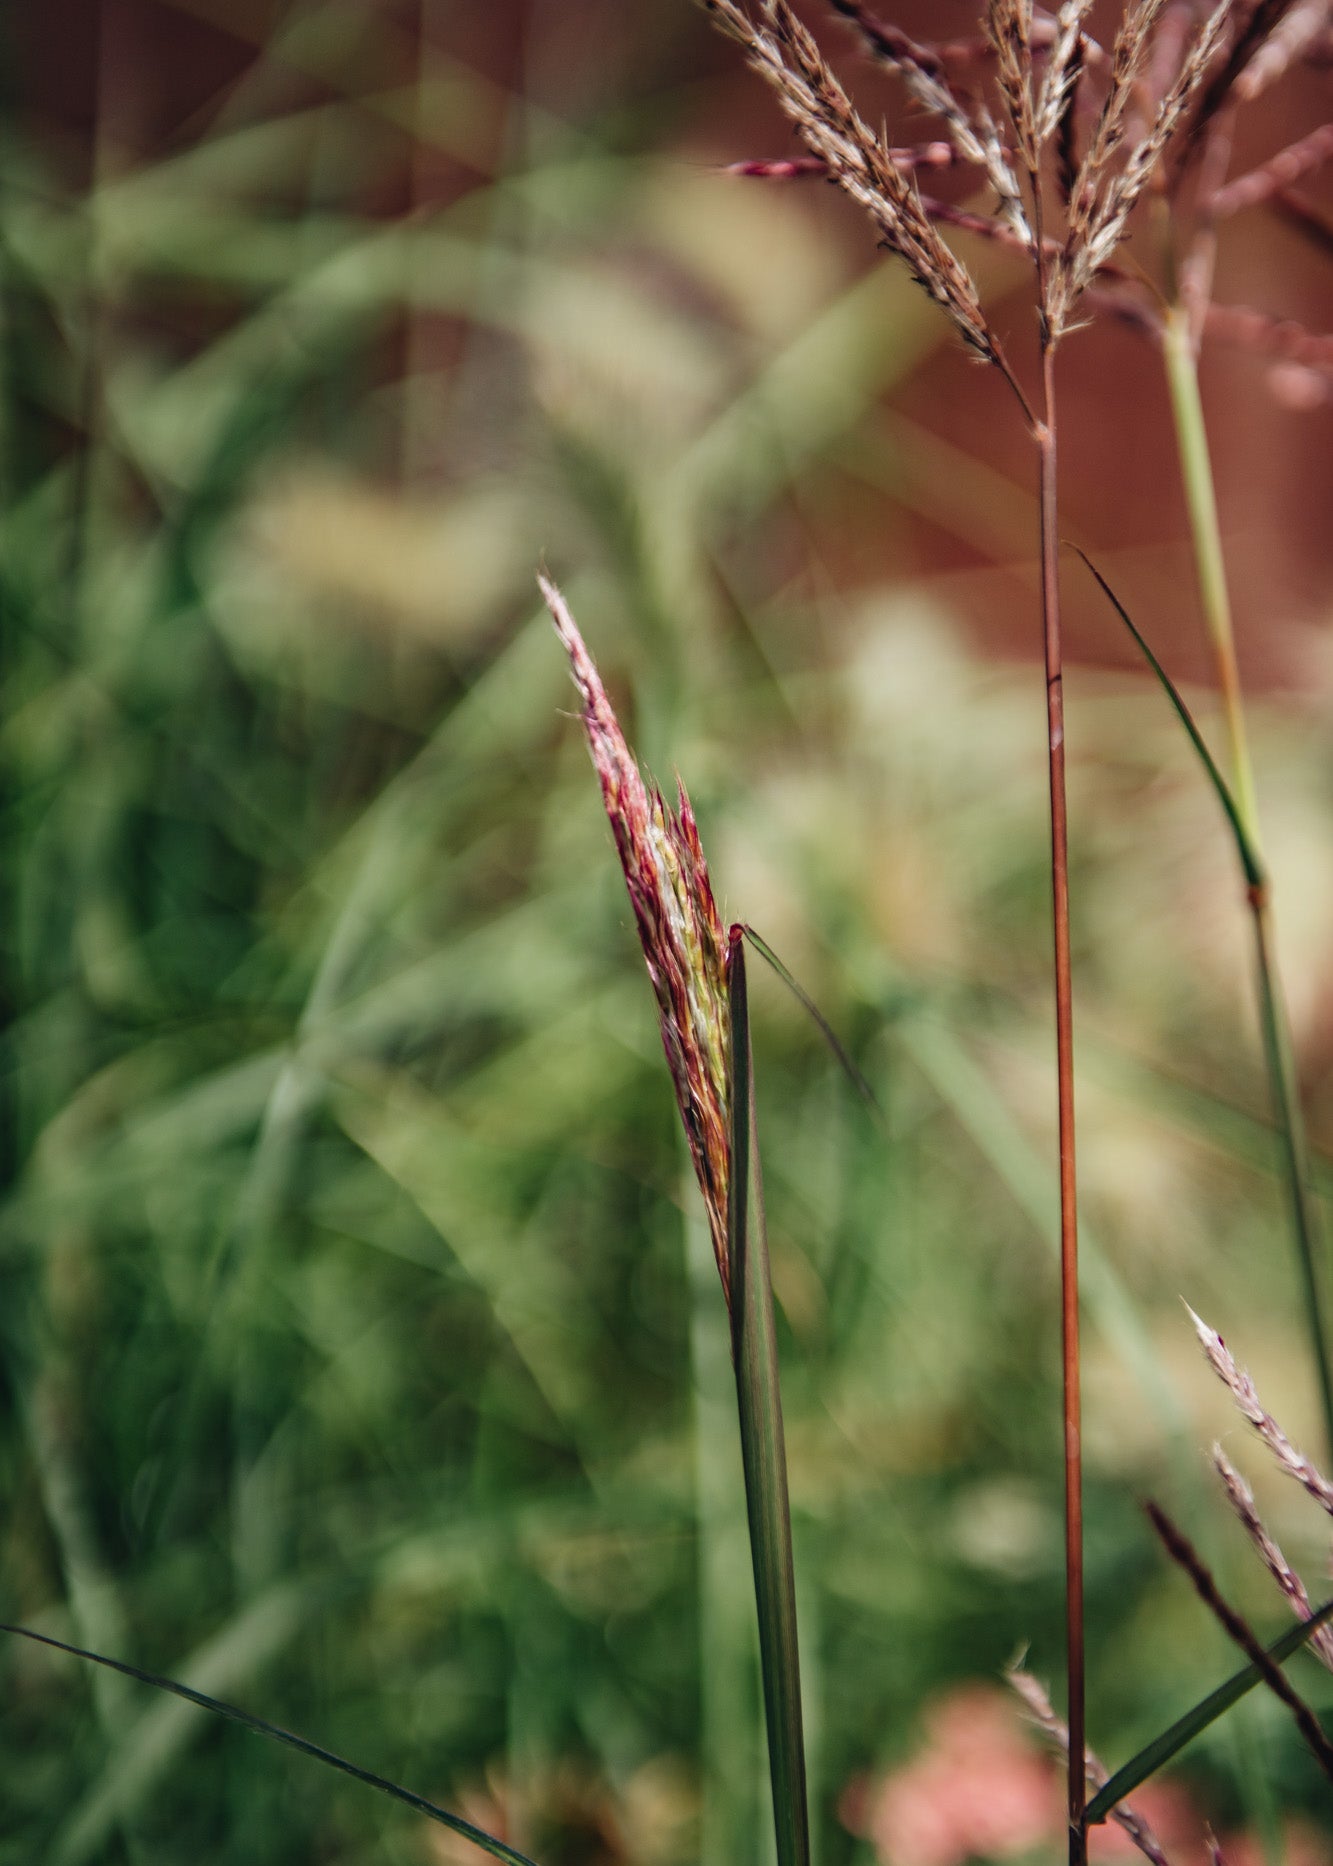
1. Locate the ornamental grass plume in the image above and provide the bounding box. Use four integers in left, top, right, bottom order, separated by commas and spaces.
542, 571, 811, 1866
539, 572, 734, 1307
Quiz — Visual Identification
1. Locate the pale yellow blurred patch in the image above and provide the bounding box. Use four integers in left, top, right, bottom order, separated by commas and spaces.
530, 248, 733, 453
638, 160, 848, 345
241, 468, 533, 646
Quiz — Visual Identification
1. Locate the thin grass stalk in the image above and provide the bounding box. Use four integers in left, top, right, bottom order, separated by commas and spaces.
685, 1177, 761, 1866
726, 935, 811, 1866
1251, 902, 1333, 1441
1160, 309, 1260, 833
0, 1622, 543, 1866
1161, 306, 1333, 1456
1036, 335, 1086, 1866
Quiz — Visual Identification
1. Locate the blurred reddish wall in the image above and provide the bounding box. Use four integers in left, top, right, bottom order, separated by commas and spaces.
14, 0, 1332, 682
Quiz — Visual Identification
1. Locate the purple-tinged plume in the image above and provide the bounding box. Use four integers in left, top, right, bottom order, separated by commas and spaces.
540, 574, 733, 1305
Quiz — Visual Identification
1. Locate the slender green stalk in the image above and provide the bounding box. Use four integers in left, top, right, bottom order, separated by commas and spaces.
1162, 308, 1333, 1455
0, 1622, 544, 1866
1162, 312, 1260, 840
686, 1181, 761, 1866
1252, 901, 1333, 1449
727, 936, 811, 1866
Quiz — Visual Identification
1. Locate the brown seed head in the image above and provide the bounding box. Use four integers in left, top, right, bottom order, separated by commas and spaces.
541, 573, 734, 1303
702, 0, 997, 356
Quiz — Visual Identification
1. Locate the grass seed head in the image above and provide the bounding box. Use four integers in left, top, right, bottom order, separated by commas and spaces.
1186, 1303, 1333, 1517
702, 0, 998, 356
540, 573, 733, 1303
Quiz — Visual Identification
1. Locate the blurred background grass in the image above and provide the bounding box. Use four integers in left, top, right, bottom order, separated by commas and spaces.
2, 3, 1332, 1862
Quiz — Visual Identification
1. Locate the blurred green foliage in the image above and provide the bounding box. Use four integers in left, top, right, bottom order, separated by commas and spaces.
3, 6, 1332, 1863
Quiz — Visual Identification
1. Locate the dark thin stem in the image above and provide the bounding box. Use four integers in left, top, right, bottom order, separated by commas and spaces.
992, 338, 1040, 432
1037, 335, 1085, 1866
1145, 1502, 1333, 1784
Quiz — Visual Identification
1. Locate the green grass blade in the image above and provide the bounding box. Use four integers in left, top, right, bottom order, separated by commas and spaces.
740, 923, 883, 1124
1069, 545, 1262, 889
1084, 1597, 1333, 1824
726, 936, 811, 1866
0, 1622, 543, 1866
1073, 541, 1333, 1455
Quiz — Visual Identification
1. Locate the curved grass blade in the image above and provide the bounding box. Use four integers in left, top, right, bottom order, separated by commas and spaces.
1069, 544, 1262, 889
0, 1622, 542, 1866
1073, 542, 1333, 1456
739, 924, 884, 1125
1145, 1500, 1333, 1782
726, 933, 811, 1866
1084, 1596, 1333, 1824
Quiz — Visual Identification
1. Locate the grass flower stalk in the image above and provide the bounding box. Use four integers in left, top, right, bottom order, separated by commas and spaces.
1036, 340, 1085, 1866
540, 572, 733, 1301
541, 573, 811, 1866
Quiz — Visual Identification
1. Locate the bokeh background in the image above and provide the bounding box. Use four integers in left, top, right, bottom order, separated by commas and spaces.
3, 3, 1332, 1862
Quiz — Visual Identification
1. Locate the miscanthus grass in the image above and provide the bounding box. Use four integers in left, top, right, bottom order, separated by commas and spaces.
4, 5, 1328, 1862
540, 568, 812, 1866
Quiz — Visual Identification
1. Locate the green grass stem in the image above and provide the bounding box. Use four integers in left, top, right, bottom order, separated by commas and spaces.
1161, 311, 1333, 1455
727, 936, 811, 1866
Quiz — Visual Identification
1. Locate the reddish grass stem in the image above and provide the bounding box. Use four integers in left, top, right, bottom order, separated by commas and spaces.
1037, 337, 1085, 1866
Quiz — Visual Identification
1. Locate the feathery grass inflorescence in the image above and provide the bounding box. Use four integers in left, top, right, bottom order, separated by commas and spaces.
1049, 0, 1231, 335
1037, 2, 1096, 153
1188, 1303, 1333, 1675
833, 0, 1033, 243
1211, 1448, 1333, 1670
539, 575, 812, 1866
700, 0, 1000, 361
714, 0, 1329, 374
540, 574, 734, 1305
1188, 1305, 1333, 1516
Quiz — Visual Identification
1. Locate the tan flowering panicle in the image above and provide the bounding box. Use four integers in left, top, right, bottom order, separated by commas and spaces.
540, 574, 734, 1304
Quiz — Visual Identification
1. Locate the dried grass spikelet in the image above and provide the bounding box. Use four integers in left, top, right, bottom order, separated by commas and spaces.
540, 573, 734, 1304
701, 0, 996, 358
835, 0, 1032, 245
1212, 1446, 1333, 1670
1007, 1666, 1174, 1866
986, 0, 1039, 174
1036, 1, 1096, 151
1049, 0, 1231, 336
1187, 1304, 1333, 1515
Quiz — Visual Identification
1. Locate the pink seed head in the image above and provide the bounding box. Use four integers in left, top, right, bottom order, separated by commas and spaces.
541, 573, 733, 1304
